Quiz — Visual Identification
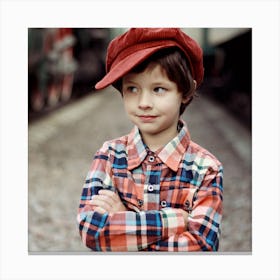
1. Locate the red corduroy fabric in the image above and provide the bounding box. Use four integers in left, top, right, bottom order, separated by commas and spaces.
95, 28, 204, 90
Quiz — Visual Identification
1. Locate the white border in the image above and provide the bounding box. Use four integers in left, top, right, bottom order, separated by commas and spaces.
1, 0, 279, 279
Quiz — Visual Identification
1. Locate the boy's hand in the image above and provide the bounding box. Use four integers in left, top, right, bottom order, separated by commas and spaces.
91, 190, 127, 214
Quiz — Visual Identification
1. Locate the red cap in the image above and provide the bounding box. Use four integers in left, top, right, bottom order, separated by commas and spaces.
95, 28, 204, 90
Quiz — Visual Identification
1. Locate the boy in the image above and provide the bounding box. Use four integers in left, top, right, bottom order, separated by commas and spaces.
77, 28, 223, 251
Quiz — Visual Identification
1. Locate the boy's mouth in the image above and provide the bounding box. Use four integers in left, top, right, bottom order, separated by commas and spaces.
138, 115, 158, 122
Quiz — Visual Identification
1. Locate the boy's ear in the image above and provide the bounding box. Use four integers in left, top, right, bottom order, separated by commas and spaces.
193, 80, 197, 90
182, 80, 197, 104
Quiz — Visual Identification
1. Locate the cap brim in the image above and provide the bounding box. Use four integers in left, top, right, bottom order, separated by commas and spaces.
95, 43, 178, 90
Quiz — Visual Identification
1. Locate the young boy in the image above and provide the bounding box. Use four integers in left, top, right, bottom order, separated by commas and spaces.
77, 28, 223, 252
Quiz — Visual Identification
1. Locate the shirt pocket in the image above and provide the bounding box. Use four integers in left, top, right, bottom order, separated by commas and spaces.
160, 185, 198, 213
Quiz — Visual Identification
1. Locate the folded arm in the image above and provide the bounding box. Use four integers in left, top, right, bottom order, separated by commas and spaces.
78, 202, 185, 251
77, 148, 223, 252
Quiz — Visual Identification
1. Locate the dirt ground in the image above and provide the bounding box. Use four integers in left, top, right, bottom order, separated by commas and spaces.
28, 87, 251, 253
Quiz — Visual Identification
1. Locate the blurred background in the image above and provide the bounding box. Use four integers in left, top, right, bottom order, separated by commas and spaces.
28, 28, 252, 253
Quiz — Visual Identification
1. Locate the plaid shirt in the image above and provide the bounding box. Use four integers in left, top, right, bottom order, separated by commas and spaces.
77, 120, 223, 252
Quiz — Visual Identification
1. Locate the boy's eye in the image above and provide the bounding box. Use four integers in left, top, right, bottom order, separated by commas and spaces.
154, 87, 167, 94
126, 86, 138, 93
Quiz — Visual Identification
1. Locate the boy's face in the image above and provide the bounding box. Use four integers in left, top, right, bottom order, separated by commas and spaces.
122, 63, 188, 148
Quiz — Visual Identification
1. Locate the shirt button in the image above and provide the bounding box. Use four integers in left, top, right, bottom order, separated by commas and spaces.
137, 199, 144, 207
148, 185, 154, 192
161, 200, 167, 208
148, 155, 155, 162
184, 200, 190, 208
184, 200, 192, 212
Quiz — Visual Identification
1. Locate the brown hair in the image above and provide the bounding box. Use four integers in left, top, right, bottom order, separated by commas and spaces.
113, 47, 196, 115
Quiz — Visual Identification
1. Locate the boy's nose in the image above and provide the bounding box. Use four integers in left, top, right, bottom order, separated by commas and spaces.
138, 91, 153, 110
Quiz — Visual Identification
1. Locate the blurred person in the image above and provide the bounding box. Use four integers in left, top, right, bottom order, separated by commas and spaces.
77, 28, 223, 251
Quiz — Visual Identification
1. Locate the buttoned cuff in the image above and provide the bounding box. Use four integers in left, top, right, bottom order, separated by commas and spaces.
161, 208, 185, 238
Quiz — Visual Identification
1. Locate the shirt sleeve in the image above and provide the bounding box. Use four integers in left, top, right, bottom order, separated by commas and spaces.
147, 164, 223, 251
77, 148, 186, 252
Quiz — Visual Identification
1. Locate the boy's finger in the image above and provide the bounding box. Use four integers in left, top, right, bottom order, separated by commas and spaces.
92, 194, 115, 207
91, 196, 112, 210
95, 206, 107, 215
98, 190, 120, 202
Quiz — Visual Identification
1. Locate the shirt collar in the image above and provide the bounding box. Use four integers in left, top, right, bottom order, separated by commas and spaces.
127, 119, 191, 171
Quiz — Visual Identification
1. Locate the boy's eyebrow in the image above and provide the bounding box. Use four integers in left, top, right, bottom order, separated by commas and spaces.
123, 80, 171, 86
151, 80, 171, 84
150, 80, 174, 87
123, 79, 137, 84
